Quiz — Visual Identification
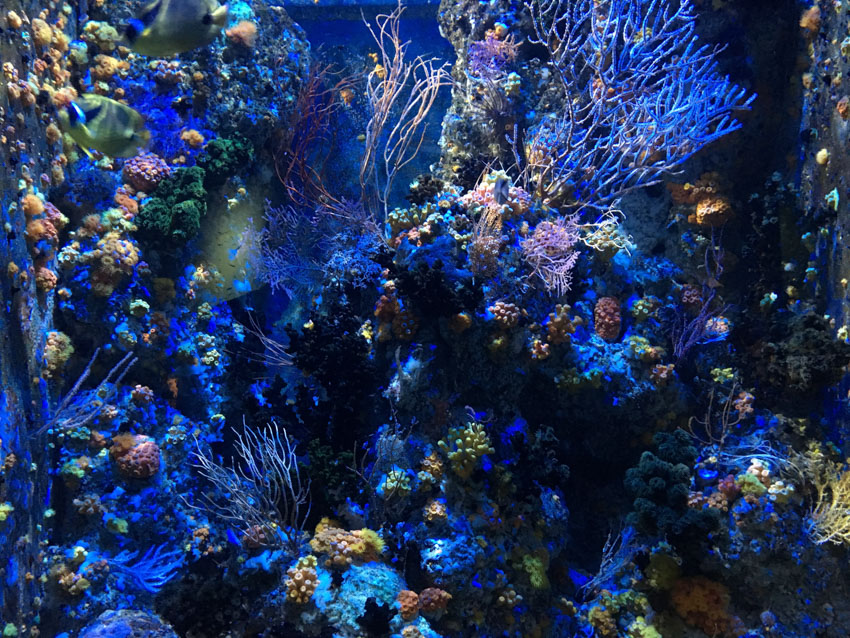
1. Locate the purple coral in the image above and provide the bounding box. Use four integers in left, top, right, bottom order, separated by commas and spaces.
520, 216, 581, 296
467, 29, 519, 80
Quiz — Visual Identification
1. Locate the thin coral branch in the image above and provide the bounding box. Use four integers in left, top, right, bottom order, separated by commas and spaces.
275, 63, 361, 218
237, 313, 292, 371
360, 1, 451, 221
524, 0, 754, 207
36, 349, 136, 437
190, 419, 311, 553
111, 544, 185, 594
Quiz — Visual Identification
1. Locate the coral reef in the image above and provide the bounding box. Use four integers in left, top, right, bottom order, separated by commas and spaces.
1, 0, 849, 636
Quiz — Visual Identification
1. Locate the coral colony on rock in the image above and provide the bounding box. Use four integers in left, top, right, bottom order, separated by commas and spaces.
5, 0, 850, 635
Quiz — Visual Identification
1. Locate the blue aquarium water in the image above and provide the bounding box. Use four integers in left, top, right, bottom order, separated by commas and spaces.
0, 0, 847, 635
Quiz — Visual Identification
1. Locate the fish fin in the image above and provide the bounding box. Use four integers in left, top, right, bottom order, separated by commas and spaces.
210, 4, 229, 27
80, 146, 95, 160
138, 0, 162, 26
80, 102, 103, 122
67, 102, 86, 125
136, 128, 152, 149
125, 18, 145, 43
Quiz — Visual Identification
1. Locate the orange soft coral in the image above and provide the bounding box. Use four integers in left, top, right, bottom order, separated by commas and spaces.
671, 576, 736, 637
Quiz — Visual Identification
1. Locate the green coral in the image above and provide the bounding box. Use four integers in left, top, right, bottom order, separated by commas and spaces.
136, 166, 207, 243
736, 472, 767, 496
627, 617, 662, 638
197, 136, 253, 188
0, 502, 14, 523
521, 554, 549, 589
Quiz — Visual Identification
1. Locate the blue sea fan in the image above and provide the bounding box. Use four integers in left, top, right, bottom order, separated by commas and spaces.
110, 544, 185, 594
525, 0, 755, 206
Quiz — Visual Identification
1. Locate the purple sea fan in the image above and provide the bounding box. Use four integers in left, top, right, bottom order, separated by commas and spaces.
521, 216, 581, 296
467, 29, 520, 81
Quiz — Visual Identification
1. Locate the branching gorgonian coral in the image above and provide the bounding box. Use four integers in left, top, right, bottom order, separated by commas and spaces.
191, 419, 311, 554
360, 2, 451, 219
524, 0, 755, 207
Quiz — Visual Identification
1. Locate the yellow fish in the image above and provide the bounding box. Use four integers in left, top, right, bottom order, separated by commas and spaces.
126, 0, 229, 57
57, 94, 150, 158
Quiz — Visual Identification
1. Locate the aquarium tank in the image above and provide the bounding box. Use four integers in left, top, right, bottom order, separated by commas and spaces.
2, 0, 850, 635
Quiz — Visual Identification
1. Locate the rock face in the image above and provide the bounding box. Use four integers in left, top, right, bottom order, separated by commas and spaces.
78, 610, 179, 638
435, 0, 561, 190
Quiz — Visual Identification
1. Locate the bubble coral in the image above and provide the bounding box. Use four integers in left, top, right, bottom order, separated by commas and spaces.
691, 196, 733, 227
110, 434, 161, 479
73, 494, 105, 517
82, 20, 119, 52
6, 11, 22, 29
22, 194, 44, 220
26, 218, 58, 249
594, 297, 621, 342
35, 264, 58, 292
151, 60, 184, 87
31, 18, 53, 48
91, 54, 127, 82
285, 556, 319, 604
85, 231, 140, 297
417, 452, 444, 487
309, 518, 384, 568
131, 385, 154, 404
122, 153, 172, 193
650, 363, 675, 386
423, 498, 447, 523
180, 129, 205, 150
44, 201, 69, 232
800, 5, 821, 36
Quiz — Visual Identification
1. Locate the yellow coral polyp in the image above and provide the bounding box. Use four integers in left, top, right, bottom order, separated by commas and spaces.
285, 555, 319, 604
309, 519, 384, 568
437, 420, 495, 479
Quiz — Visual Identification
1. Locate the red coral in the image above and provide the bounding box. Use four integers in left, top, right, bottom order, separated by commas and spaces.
594, 297, 621, 342
397, 590, 419, 620
671, 576, 735, 637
